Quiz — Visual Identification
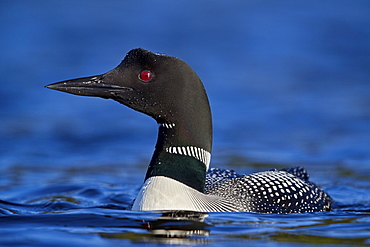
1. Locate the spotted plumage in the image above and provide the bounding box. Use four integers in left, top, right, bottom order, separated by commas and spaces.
205, 167, 331, 213
46, 48, 332, 213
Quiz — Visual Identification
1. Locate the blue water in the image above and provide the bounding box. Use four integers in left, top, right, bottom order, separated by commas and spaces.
1, 1, 370, 246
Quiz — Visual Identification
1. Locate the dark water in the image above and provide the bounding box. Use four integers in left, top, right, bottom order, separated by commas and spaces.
1, 1, 370, 246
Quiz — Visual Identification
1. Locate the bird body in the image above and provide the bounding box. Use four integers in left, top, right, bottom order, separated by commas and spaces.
46, 48, 332, 213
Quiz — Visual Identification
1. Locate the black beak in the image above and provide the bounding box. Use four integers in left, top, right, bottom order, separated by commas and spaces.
45, 75, 132, 99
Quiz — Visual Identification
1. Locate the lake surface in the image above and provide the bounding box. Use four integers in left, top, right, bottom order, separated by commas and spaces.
1, 1, 370, 246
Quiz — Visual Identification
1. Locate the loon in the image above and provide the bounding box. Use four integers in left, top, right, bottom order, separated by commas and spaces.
46, 48, 332, 213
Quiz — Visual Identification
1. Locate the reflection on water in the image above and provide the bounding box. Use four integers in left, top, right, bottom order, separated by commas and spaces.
100, 211, 210, 245
148, 211, 209, 237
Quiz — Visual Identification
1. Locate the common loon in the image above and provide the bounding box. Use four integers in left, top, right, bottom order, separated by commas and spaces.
46, 48, 332, 213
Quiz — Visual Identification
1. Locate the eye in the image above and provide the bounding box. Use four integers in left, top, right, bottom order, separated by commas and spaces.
138, 70, 153, 82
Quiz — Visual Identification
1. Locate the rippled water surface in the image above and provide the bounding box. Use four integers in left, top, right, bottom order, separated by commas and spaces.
1, 1, 370, 246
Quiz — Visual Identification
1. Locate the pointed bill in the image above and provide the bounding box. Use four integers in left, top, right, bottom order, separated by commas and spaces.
45, 75, 132, 98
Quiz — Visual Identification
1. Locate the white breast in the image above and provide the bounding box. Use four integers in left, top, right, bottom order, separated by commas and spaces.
131, 176, 237, 212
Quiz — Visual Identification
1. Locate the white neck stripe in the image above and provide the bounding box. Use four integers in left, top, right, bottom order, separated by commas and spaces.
165, 146, 211, 170
161, 123, 176, 129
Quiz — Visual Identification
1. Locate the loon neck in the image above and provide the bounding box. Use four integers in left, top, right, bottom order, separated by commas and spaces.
145, 117, 212, 192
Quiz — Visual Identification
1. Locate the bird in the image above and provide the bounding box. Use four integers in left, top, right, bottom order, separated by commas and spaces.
46, 48, 332, 213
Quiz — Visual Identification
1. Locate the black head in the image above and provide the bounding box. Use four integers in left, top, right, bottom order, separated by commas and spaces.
47, 49, 212, 152
46, 48, 211, 127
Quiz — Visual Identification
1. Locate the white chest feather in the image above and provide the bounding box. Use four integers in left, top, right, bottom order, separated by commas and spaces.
131, 176, 237, 212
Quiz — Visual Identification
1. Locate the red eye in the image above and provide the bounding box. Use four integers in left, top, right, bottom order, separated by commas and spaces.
139, 70, 153, 82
